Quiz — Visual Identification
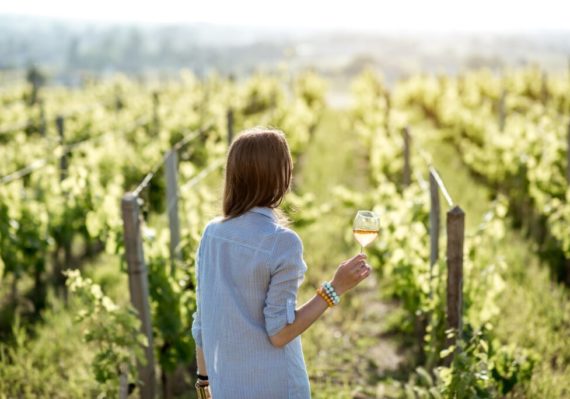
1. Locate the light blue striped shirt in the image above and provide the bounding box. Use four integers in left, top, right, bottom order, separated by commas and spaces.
191, 206, 311, 399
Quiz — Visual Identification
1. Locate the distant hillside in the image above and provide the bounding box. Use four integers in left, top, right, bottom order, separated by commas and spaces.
1, 15, 569, 85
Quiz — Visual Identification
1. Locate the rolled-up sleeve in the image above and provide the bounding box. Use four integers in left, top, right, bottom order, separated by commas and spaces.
263, 229, 308, 337
191, 228, 206, 348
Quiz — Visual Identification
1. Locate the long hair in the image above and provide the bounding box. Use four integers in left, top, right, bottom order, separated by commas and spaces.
222, 127, 293, 222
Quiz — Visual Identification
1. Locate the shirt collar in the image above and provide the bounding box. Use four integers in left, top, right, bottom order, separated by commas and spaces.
248, 206, 276, 220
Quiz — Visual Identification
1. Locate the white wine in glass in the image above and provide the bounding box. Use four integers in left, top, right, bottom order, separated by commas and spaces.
353, 210, 380, 253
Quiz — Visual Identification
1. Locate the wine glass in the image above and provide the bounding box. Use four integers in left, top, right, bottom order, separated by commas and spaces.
353, 210, 380, 253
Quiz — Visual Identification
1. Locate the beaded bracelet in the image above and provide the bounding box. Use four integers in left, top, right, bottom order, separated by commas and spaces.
322, 281, 340, 305
316, 287, 334, 307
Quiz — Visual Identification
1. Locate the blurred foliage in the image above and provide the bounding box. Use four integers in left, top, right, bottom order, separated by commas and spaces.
1, 66, 569, 397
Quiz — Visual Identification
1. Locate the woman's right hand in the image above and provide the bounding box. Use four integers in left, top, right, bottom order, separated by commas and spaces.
330, 253, 371, 295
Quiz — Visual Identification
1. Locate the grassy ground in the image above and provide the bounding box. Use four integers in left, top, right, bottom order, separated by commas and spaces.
294, 108, 412, 398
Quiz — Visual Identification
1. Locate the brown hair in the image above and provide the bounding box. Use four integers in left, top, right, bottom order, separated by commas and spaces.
223, 127, 293, 221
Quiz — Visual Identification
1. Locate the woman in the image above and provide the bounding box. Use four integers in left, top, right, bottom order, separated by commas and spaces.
191, 127, 372, 398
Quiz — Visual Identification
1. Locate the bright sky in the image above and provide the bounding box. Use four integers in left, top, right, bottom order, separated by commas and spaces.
2, 0, 569, 32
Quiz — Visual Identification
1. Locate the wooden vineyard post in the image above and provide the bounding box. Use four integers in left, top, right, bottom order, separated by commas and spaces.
227, 108, 234, 146
121, 193, 156, 399
498, 90, 506, 132
55, 114, 71, 300
115, 94, 124, 112
270, 91, 278, 120
384, 90, 391, 134
200, 84, 209, 126
429, 169, 440, 274
541, 72, 548, 104
445, 206, 465, 365
119, 363, 129, 399
38, 100, 46, 137
566, 121, 570, 185
418, 168, 442, 364
56, 115, 68, 181
403, 126, 411, 187
566, 122, 570, 285
152, 91, 160, 136
27, 66, 42, 106
165, 150, 181, 275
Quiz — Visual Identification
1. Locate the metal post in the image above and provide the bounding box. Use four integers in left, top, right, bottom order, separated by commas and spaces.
121, 193, 156, 399
445, 205, 465, 365
165, 150, 181, 274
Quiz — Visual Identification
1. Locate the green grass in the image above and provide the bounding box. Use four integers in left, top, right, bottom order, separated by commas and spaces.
0, 252, 125, 398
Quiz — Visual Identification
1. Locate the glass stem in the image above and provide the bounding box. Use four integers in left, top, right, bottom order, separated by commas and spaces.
360, 245, 363, 254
